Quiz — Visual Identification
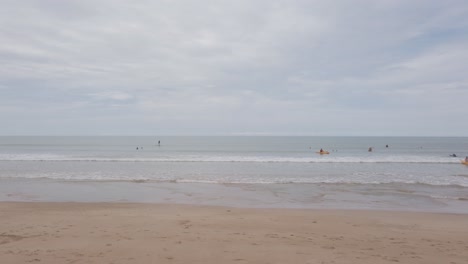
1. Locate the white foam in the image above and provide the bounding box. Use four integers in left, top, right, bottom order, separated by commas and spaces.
0, 153, 461, 164
5, 172, 468, 188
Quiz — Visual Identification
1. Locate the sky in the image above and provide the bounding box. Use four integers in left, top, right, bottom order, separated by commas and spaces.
1, 0, 468, 136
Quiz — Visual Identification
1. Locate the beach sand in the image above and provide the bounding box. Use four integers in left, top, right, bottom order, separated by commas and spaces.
1, 202, 467, 264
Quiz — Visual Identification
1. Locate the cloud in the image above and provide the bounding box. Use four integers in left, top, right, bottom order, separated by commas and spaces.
1, 0, 467, 135
88, 91, 134, 101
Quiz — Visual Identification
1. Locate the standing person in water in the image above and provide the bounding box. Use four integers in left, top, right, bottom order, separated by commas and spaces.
158, 140, 161, 146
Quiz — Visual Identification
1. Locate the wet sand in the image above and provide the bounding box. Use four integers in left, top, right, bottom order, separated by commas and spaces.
1, 202, 467, 264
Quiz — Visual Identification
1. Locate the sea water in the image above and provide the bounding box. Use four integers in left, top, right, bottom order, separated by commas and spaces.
1, 136, 467, 213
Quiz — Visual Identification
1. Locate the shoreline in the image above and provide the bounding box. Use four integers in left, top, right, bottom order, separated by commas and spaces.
2, 178, 467, 214
1, 202, 468, 264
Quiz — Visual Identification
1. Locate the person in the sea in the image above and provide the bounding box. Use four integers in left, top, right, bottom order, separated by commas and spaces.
368, 147, 372, 152
320, 148, 323, 153
465, 156, 468, 162
450, 154, 457, 157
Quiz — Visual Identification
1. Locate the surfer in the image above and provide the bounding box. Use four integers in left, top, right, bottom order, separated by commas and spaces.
450, 154, 457, 157
316, 148, 330, 154
368, 147, 372, 152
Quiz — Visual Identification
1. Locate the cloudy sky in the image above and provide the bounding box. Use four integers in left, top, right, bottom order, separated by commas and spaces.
1, 0, 467, 136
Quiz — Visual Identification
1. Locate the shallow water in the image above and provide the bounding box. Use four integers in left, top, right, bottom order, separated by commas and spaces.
1, 136, 467, 213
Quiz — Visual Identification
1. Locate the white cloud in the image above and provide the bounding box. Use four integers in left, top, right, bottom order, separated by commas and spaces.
89, 91, 134, 101
1, 0, 467, 135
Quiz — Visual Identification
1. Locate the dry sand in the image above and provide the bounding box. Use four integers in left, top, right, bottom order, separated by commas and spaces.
1, 202, 467, 264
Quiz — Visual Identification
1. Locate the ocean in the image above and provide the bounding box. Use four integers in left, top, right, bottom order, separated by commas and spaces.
1, 136, 467, 213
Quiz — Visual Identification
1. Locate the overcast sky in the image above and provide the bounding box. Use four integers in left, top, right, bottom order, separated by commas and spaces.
1, 0, 467, 136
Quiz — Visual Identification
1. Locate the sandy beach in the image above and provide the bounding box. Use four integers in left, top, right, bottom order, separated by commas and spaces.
1, 202, 467, 264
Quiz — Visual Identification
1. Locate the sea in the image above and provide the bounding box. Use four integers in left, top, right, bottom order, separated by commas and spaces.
1, 136, 467, 213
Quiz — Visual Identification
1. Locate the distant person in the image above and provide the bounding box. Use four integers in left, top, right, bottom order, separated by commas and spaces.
386, 144, 388, 148
136, 147, 139, 150
450, 154, 457, 157
320, 148, 323, 153
368, 147, 372, 152
465, 156, 468, 162
158, 140, 161, 146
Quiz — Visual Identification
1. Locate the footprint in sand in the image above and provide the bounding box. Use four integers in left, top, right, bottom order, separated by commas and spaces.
0, 234, 25, 245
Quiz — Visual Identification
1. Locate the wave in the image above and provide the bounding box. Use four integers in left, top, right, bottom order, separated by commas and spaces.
2, 174, 468, 188
0, 153, 463, 164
